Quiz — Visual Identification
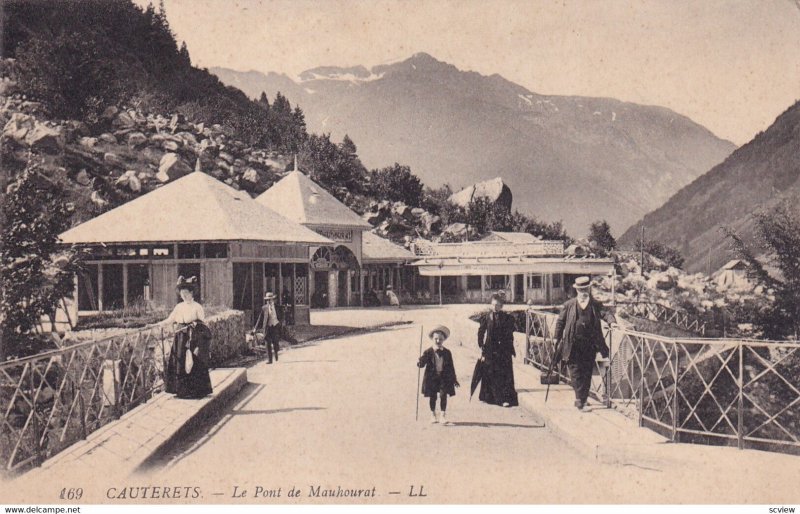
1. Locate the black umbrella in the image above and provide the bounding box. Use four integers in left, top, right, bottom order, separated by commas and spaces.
470, 358, 485, 401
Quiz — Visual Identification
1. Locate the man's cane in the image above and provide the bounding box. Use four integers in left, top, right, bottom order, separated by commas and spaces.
415, 325, 423, 421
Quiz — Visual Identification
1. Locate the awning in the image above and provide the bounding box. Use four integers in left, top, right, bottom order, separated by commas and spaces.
412, 257, 614, 276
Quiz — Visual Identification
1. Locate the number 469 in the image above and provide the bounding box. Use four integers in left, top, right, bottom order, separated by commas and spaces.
60, 488, 83, 500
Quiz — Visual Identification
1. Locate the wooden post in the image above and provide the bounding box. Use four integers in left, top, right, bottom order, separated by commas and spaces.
97, 264, 104, 312
122, 263, 128, 308
738, 342, 744, 450
439, 275, 442, 306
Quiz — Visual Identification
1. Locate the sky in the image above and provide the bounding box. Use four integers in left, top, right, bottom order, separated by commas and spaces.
139, 0, 800, 145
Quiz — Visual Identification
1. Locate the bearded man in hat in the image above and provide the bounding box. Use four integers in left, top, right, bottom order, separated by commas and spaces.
554, 276, 617, 411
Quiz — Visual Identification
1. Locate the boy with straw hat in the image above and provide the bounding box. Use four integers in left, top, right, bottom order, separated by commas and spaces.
417, 325, 460, 425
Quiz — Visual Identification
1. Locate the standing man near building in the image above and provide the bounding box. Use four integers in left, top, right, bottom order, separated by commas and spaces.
259, 292, 282, 364
477, 293, 519, 407
553, 276, 616, 411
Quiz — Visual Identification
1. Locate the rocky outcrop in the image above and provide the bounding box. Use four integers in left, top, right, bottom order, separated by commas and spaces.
448, 177, 512, 212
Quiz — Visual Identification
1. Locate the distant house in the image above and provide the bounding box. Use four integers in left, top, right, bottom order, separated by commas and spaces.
59, 171, 331, 324
715, 259, 752, 289
410, 231, 613, 304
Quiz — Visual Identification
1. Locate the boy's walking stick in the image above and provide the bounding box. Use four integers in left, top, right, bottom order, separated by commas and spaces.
415, 325, 423, 421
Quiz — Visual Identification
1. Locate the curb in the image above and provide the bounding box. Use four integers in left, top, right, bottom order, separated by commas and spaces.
134, 368, 248, 473
514, 379, 677, 470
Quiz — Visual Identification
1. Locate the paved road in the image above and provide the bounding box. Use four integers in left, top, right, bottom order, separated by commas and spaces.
149, 306, 664, 504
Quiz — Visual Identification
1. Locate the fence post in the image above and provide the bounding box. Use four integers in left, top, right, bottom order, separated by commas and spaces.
525, 309, 530, 365
738, 342, 744, 450
77, 379, 87, 440
28, 367, 43, 466
672, 343, 679, 442
639, 338, 645, 428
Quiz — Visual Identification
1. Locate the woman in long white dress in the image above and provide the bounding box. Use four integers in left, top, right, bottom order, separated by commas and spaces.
164, 276, 213, 399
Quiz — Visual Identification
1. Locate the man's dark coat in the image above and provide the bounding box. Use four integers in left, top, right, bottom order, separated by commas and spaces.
554, 297, 614, 362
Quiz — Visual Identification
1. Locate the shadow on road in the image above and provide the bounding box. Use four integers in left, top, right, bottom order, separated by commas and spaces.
232, 407, 326, 416
449, 421, 545, 429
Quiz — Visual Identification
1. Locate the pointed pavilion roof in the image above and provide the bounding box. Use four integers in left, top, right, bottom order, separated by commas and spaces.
256, 170, 372, 230
60, 171, 332, 245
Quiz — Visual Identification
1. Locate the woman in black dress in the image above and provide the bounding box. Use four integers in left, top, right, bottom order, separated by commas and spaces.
164, 276, 213, 399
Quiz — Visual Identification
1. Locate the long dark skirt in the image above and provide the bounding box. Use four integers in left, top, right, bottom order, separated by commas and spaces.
165, 324, 213, 399
478, 353, 519, 406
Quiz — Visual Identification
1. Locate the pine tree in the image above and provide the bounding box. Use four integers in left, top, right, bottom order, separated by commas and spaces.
588, 220, 616, 256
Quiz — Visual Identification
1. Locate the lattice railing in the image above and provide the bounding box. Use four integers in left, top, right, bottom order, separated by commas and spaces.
617, 301, 707, 335
0, 310, 247, 476
525, 308, 800, 454
0, 326, 169, 474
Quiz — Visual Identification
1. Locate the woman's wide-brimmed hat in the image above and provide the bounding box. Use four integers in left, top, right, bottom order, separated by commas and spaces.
573, 276, 592, 290
176, 275, 198, 291
428, 325, 450, 340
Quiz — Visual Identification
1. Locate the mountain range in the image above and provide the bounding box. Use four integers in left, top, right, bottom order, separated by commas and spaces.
619, 100, 800, 273
211, 53, 736, 236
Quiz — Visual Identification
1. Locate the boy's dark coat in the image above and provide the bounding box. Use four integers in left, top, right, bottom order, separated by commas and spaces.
417, 346, 458, 397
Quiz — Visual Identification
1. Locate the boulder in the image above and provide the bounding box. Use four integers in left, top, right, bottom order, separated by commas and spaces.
565, 243, 591, 256
156, 153, 192, 183
162, 140, 180, 152
115, 170, 142, 192
141, 147, 163, 165
176, 131, 198, 146
421, 212, 441, 233
362, 211, 383, 225
392, 203, 414, 221
126, 131, 147, 148
242, 168, 259, 183
103, 152, 124, 167
90, 190, 108, 207
0, 77, 18, 96
64, 120, 90, 141
448, 177, 513, 212
648, 271, 676, 291
101, 106, 119, 121
218, 151, 234, 164
98, 132, 117, 145
128, 110, 147, 126
112, 111, 136, 129
2, 112, 36, 143
75, 170, 92, 186
28, 124, 65, 154
20, 101, 43, 114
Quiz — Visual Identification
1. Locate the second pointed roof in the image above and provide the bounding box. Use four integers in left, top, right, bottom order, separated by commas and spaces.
256, 170, 372, 230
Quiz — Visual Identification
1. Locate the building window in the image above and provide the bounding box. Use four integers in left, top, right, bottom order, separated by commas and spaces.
178, 244, 202, 259
552, 274, 561, 289
204, 243, 228, 258
127, 264, 150, 305
114, 246, 149, 259
441, 276, 458, 295
152, 246, 173, 258
486, 275, 507, 290
78, 265, 99, 310
528, 274, 543, 289
467, 275, 482, 290
102, 264, 124, 310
